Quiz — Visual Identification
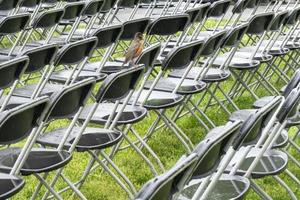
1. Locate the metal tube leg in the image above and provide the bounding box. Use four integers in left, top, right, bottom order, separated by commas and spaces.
250, 180, 273, 200
130, 127, 165, 172
34, 174, 63, 200
89, 151, 135, 199
273, 175, 298, 200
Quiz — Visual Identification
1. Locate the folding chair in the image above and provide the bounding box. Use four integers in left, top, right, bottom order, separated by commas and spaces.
0, 56, 30, 111
59, 0, 105, 40
237, 10, 291, 92
169, 24, 249, 117
227, 12, 275, 100
226, 95, 300, 199
0, 13, 30, 57
136, 120, 251, 200
83, 24, 124, 73
0, 78, 96, 200
145, 14, 190, 49
12, 37, 98, 99
96, 0, 119, 26
15, 8, 64, 50
0, 97, 50, 198
11, 44, 59, 100
112, 0, 141, 22
0, 0, 22, 16
39, 66, 146, 199
139, 40, 209, 153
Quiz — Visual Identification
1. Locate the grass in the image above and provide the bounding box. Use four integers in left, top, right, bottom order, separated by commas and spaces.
8, 20, 300, 200
11, 72, 300, 200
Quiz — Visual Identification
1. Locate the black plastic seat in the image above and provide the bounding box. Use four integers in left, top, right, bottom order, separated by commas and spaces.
169, 67, 231, 82
0, 148, 72, 176
227, 147, 288, 179
0, 173, 24, 199
37, 127, 122, 152
136, 121, 250, 200
0, 97, 49, 198
78, 102, 148, 125
144, 78, 206, 95
178, 174, 250, 200
75, 25, 123, 75
229, 104, 288, 148
98, 18, 150, 73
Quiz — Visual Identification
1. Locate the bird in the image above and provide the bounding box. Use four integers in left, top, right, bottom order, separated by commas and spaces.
123, 32, 144, 67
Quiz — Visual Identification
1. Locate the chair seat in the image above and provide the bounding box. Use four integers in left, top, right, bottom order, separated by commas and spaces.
179, 174, 250, 200
226, 147, 288, 178
49, 70, 107, 83
169, 67, 231, 82
239, 41, 290, 56
37, 127, 122, 152
253, 96, 300, 127
78, 103, 148, 125
13, 83, 64, 98
84, 61, 129, 74
0, 95, 32, 110
0, 148, 72, 176
234, 49, 273, 63
229, 108, 288, 148
144, 77, 206, 95
0, 173, 24, 199
129, 89, 185, 110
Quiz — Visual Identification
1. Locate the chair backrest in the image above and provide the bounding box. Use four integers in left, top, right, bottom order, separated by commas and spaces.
135, 121, 242, 200
135, 153, 198, 200
0, 97, 49, 145
54, 37, 98, 65
194, 3, 211, 23
245, 0, 261, 9
0, 56, 29, 89
118, 0, 140, 7
231, 0, 248, 14
162, 40, 204, 70
191, 121, 242, 178
246, 12, 274, 34
184, 4, 210, 25
100, 0, 118, 13
119, 18, 150, 40
89, 24, 123, 48
45, 78, 95, 120
96, 65, 144, 102
135, 43, 161, 72
147, 14, 190, 36
62, 2, 85, 20
0, 0, 20, 11
21, 44, 58, 73
20, 0, 42, 8
285, 7, 300, 26
0, 14, 30, 35
283, 69, 300, 98
277, 88, 300, 124
82, 0, 104, 17
269, 10, 289, 31
232, 96, 282, 145
32, 8, 64, 29
207, 0, 231, 18
221, 23, 249, 48
200, 30, 227, 56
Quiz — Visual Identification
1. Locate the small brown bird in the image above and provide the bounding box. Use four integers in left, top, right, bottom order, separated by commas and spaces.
123, 32, 144, 67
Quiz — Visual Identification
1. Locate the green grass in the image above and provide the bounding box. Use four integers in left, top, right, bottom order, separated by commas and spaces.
11, 72, 300, 200
8, 21, 300, 200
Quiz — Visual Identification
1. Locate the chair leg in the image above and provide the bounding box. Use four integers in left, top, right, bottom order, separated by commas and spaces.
250, 180, 273, 200
155, 110, 193, 153
33, 174, 63, 200
89, 150, 135, 199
